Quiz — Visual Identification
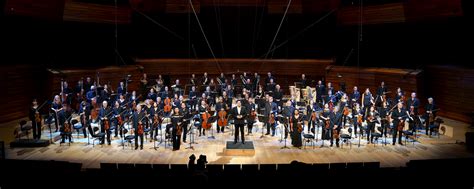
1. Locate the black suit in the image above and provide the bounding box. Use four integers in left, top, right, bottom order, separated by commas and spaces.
391, 108, 407, 145
133, 111, 145, 149
231, 106, 248, 143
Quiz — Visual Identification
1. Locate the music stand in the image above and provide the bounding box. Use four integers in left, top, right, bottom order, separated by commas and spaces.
281, 117, 290, 149
207, 116, 217, 139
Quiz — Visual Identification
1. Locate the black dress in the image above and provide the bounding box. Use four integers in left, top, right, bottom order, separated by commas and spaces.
290, 115, 303, 148
171, 114, 183, 150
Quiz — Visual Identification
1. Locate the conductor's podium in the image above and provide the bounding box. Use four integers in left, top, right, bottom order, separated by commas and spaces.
224, 141, 255, 156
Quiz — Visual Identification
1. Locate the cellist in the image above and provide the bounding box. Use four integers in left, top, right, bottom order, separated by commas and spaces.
215, 97, 226, 133
198, 100, 209, 136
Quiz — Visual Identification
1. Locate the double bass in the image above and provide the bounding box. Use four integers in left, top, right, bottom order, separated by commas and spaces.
217, 109, 228, 127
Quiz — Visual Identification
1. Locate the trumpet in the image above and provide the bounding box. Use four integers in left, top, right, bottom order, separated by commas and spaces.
240, 75, 247, 85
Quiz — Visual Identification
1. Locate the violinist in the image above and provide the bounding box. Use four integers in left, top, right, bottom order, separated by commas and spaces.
330, 105, 342, 147
231, 100, 247, 144
78, 100, 90, 138
376, 81, 388, 106
180, 103, 190, 143
264, 96, 278, 136
282, 100, 294, 139
112, 101, 123, 138
62, 81, 73, 105
215, 97, 226, 133
391, 102, 407, 145
361, 88, 373, 117
150, 101, 161, 142
320, 104, 331, 142
406, 92, 420, 131
51, 95, 62, 132
202, 72, 210, 86
379, 101, 390, 138
60, 103, 72, 144
351, 86, 361, 107
424, 97, 438, 136
99, 101, 112, 145
352, 103, 363, 138
394, 87, 404, 103
366, 106, 378, 144
129, 91, 139, 105
247, 97, 257, 135
171, 107, 184, 151
133, 104, 145, 150
29, 99, 42, 140
290, 109, 303, 148
101, 84, 111, 105
315, 80, 325, 104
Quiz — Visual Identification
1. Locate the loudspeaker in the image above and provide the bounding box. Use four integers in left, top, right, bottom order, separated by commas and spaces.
466, 132, 474, 151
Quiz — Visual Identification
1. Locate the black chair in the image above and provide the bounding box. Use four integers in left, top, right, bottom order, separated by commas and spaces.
371, 127, 383, 147
72, 119, 84, 138
60, 122, 74, 146
123, 128, 135, 150
88, 126, 105, 147
340, 127, 353, 149
303, 133, 315, 149
19, 120, 32, 140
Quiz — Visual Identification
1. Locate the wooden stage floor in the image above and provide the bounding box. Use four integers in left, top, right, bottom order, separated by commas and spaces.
2, 117, 473, 169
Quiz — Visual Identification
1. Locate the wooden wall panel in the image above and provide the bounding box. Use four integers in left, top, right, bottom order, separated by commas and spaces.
425, 65, 474, 124
337, 3, 406, 25
4, 0, 65, 21
63, 0, 131, 24
404, 0, 463, 22
325, 66, 423, 104
136, 59, 333, 95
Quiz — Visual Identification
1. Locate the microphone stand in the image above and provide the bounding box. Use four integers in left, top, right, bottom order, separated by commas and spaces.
281, 117, 290, 149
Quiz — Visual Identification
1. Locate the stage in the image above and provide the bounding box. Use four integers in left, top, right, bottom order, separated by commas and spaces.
2, 117, 473, 169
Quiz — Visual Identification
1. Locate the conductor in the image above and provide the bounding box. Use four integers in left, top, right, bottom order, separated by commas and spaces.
231, 100, 248, 144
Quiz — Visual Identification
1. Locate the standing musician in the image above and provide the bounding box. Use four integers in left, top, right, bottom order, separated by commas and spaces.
352, 103, 363, 138
190, 74, 197, 86
171, 107, 184, 151
266, 79, 276, 93
140, 73, 148, 98
112, 101, 123, 138
202, 72, 210, 86
180, 102, 190, 143
300, 74, 307, 88
59, 103, 72, 144
78, 100, 90, 138
62, 81, 73, 105
391, 102, 407, 145
99, 101, 112, 145
424, 97, 438, 136
379, 101, 390, 138
149, 101, 161, 142
51, 95, 62, 132
215, 97, 227, 133
329, 105, 343, 147
282, 100, 294, 139
231, 100, 248, 144
253, 72, 260, 94
101, 84, 111, 105
351, 86, 361, 107
290, 109, 303, 148
29, 99, 42, 140
376, 81, 388, 107
366, 106, 378, 144
406, 92, 420, 131
320, 103, 331, 143
189, 86, 198, 110
246, 97, 257, 135
315, 80, 325, 104
198, 100, 209, 136
273, 85, 283, 108
264, 96, 278, 136
133, 104, 145, 150
361, 88, 374, 117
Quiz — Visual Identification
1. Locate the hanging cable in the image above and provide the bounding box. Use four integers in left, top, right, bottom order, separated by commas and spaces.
213, 0, 225, 57
189, 0, 222, 73
263, 0, 292, 60
133, 7, 185, 41
258, 9, 336, 59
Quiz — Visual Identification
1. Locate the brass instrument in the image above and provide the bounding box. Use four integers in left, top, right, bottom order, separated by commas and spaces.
240, 75, 247, 85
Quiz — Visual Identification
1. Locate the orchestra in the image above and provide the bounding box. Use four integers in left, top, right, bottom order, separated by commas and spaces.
26, 71, 441, 151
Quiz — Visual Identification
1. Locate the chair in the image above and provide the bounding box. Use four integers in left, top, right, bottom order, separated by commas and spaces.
18, 120, 32, 140
340, 127, 353, 149
429, 118, 444, 138
88, 126, 105, 147
72, 119, 84, 138
303, 132, 315, 149
60, 122, 74, 146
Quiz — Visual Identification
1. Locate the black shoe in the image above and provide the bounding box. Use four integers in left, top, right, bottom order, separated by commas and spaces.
399, 142, 403, 145
330, 144, 333, 147
336, 143, 339, 148
234, 141, 237, 144
140, 146, 143, 150
392, 143, 395, 145
135, 146, 138, 150
265, 133, 270, 135
242, 142, 245, 144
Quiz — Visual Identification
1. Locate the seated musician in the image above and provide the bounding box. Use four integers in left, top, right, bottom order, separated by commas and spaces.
202, 72, 209, 86
117, 81, 125, 96
172, 79, 182, 96
266, 79, 276, 93
225, 85, 234, 99
265, 72, 274, 85
147, 88, 157, 101
231, 74, 237, 89
161, 86, 170, 99
84, 77, 93, 93
190, 74, 197, 86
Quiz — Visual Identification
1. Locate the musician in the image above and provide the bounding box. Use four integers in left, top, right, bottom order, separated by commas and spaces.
231, 74, 237, 89
170, 107, 183, 151
133, 104, 145, 150
190, 74, 197, 86
222, 91, 232, 110
202, 72, 209, 86
99, 101, 112, 145
198, 100, 208, 136
407, 92, 420, 131
189, 86, 198, 110
377, 81, 388, 96
329, 105, 342, 147
78, 100, 90, 138
327, 82, 335, 96
60, 103, 72, 144
218, 73, 226, 88
29, 99, 42, 140
253, 72, 260, 93
351, 86, 361, 107
266, 79, 276, 93
62, 81, 73, 105
129, 90, 139, 105
320, 104, 331, 142
75, 79, 85, 98
394, 87, 404, 103
118, 94, 126, 107
316, 80, 325, 103
117, 81, 125, 96
51, 95, 62, 132
140, 73, 148, 97
84, 77, 93, 93
156, 75, 164, 92
300, 74, 307, 88
264, 96, 278, 136
100, 84, 111, 104
215, 97, 226, 133
282, 100, 294, 139
112, 101, 123, 138
86, 86, 96, 103
172, 94, 180, 108
366, 106, 378, 144
172, 79, 182, 96
424, 97, 437, 136
265, 72, 274, 85
244, 78, 252, 92
225, 85, 234, 99
391, 102, 407, 145
273, 85, 283, 107
352, 103, 363, 138
290, 109, 303, 148
246, 97, 257, 134
161, 86, 170, 99
231, 100, 248, 144
255, 85, 264, 99
379, 102, 390, 137
180, 103, 190, 143
147, 88, 157, 101
361, 88, 373, 116
149, 101, 161, 141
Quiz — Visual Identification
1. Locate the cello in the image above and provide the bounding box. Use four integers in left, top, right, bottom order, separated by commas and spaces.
201, 104, 212, 129
217, 109, 228, 127
164, 97, 172, 114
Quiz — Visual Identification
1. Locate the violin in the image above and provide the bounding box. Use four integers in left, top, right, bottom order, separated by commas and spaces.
311, 111, 317, 121
269, 113, 275, 124
343, 106, 350, 116
397, 119, 405, 131
333, 126, 339, 139
250, 109, 257, 120
217, 109, 228, 127
325, 118, 330, 129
